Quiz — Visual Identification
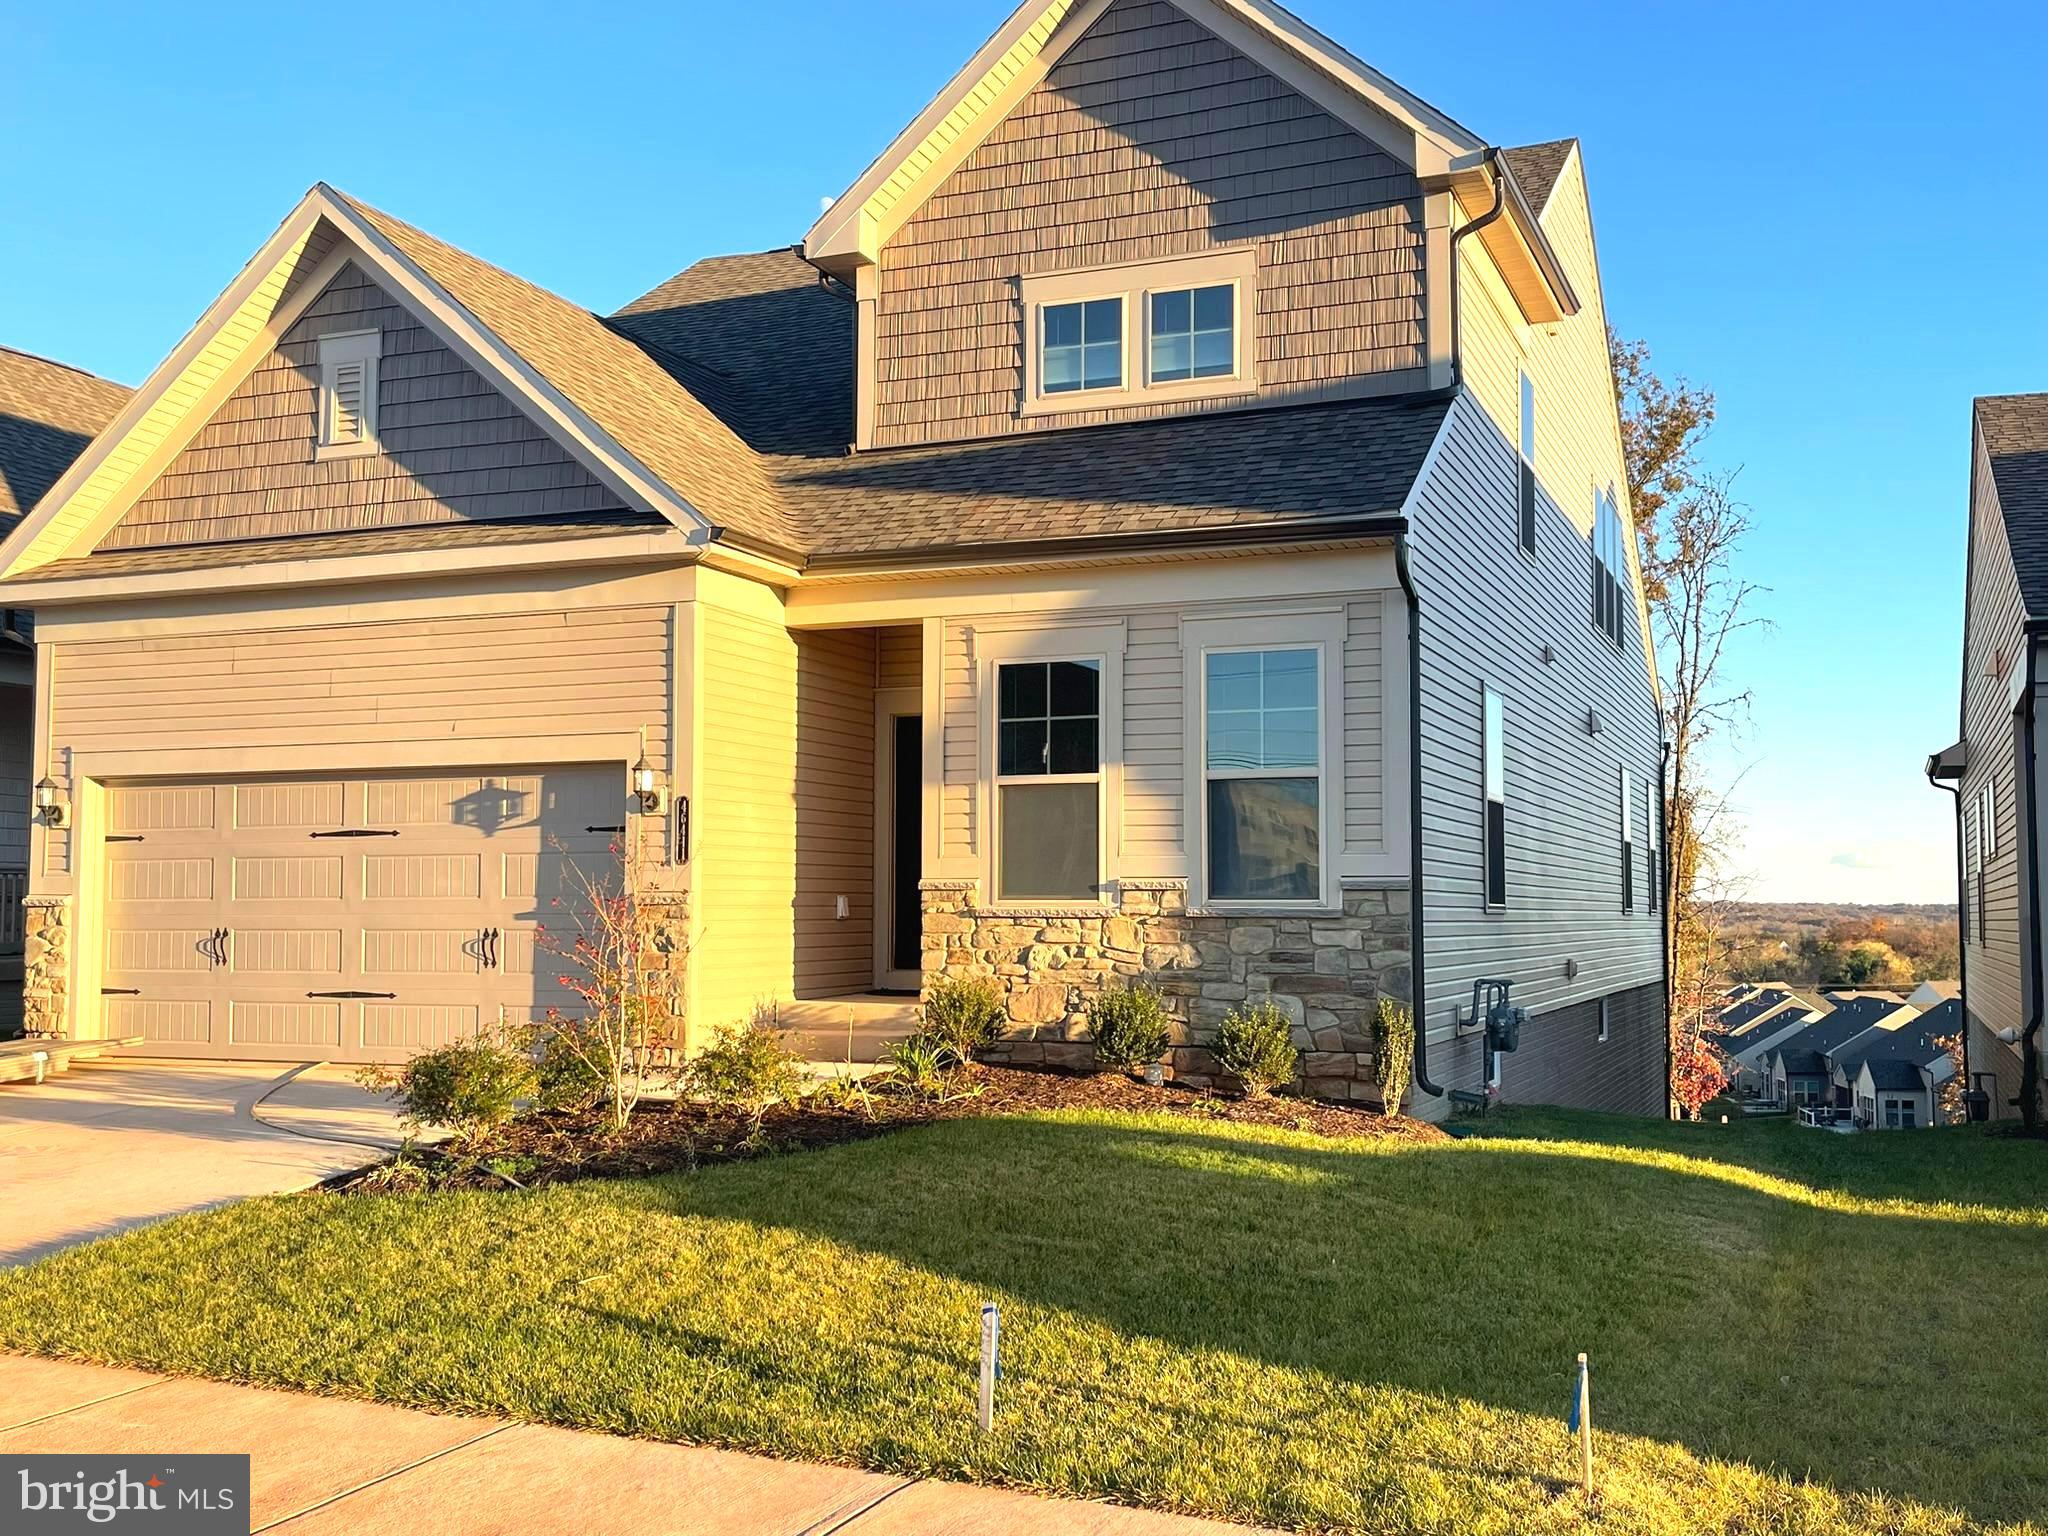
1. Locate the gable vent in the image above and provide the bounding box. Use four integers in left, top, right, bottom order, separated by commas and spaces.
316, 329, 382, 457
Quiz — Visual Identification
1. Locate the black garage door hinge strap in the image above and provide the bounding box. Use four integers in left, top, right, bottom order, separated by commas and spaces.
105, 834, 145, 843
101, 988, 140, 996
309, 829, 401, 839
306, 990, 398, 1000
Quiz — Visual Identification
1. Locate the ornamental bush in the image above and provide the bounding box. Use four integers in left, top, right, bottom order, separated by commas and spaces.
1215, 1001, 1298, 1096
685, 1016, 805, 1121
920, 974, 1006, 1064
1087, 983, 1172, 1073
373, 1035, 536, 1144
1374, 996, 1415, 1112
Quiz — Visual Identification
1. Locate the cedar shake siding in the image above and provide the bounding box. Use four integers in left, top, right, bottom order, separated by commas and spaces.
873, 0, 1427, 448
1496, 982, 1666, 1117
100, 262, 622, 551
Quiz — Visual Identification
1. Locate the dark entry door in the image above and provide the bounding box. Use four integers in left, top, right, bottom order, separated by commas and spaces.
892, 715, 923, 975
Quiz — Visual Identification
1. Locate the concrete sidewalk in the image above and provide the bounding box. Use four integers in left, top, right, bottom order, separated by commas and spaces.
0, 1355, 1264, 1535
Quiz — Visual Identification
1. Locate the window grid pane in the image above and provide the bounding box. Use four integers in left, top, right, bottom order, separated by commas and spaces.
1043, 299, 1123, 395
1150, 284, 1234, 383
996, 661, 1101, 778
1204, 649, 1317, 771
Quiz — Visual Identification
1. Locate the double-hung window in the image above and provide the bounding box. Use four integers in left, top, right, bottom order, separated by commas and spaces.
1040, 299, 1124, 396
1204, 648, 1321, 903
1648, 774, 1661, 913
1518, 373, 1538, 555
1591, 487, 1626, 646
1482, 686, 1507, 908
995, 660, 1102, 900
1620, 765, 1635, 913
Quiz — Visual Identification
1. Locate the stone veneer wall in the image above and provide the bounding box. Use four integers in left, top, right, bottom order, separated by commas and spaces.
22, 896, 67, 1039
921, 878, 1411, 1101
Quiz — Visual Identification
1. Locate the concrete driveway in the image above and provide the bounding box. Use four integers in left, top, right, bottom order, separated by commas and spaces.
0, 1059, 410, 1266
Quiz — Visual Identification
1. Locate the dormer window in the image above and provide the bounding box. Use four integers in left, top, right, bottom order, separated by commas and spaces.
316, 329, 381, 458
1021, 249, 1254, 415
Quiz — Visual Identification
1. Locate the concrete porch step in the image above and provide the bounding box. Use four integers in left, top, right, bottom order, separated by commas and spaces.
773, 994, 921, 1065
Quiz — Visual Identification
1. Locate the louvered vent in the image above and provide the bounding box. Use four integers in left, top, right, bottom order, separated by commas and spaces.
315, 330, 381, 455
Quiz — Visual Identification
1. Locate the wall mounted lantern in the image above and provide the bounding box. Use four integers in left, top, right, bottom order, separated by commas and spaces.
630, 751, 663, 815
33, 776, 65, 828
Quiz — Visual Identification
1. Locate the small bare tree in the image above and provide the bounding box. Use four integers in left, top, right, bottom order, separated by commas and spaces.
533, 835, 683, 1135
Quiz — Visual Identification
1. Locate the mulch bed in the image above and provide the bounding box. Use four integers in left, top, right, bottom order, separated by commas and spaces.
332, 1065, 1443, 1194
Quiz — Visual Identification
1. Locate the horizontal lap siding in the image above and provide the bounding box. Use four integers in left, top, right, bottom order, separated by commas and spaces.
697, 603, 797, 1030
1959, 429, 2025, 1111
877, 626, 921, 691
1123, 609, 1182, 861
873, 0, 1425, 447
1343, 596, 1382, 853
1415, 157, 1663, 1112
101, 262, 619, 550
943, 622, 976, 856
793, 628, 876, 995
45, 607, 669, 874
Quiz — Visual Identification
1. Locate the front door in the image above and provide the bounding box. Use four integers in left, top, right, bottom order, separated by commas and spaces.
874, 692, 921, 991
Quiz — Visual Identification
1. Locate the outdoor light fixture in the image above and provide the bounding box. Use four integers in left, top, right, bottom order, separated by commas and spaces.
33, 776, 64, 828
630, 752, 662, 815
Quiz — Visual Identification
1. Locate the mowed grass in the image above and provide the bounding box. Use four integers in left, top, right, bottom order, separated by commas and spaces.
2, 1105, 2044, 1535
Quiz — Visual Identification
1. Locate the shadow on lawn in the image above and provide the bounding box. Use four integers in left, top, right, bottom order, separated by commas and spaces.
653, 1115, 2045, 1526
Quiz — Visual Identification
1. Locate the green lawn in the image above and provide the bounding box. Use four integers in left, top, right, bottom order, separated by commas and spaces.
2, 1105, 2043, 1535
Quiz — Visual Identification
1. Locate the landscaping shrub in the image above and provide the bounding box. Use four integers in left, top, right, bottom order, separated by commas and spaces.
1087, 984, 1172, 1073
685, 1017, 804, 1120
370, 1035, 536, 1143
881, 1032, 953, 1099
1374, 996, 1414, 1112
1214, 1000, 1298, 1096
919, 974, 1006, 1063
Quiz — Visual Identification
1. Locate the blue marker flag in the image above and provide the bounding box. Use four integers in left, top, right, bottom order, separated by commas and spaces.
1567, 1356, 1586, 1433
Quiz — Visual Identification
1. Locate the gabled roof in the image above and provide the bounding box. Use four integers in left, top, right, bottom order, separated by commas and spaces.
803, 0, 1484, 274
1860, 1058, 1929, 1093
1767, 999, 1907, 1068
0, 347, 130, 528
1499, 140, 1576, 217
1976, 393, 2048, 617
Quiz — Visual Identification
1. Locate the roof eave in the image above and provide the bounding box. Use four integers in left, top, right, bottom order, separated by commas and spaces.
1434, 155, 1581, 323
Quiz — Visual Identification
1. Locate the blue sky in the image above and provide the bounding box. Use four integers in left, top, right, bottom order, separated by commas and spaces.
6, 1, 2045, 903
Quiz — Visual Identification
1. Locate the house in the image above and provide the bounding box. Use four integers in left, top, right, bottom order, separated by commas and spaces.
1716, 992, 1830, 1097
0, 347, 132, 1033
1821, 988, 1905, 1007
1830, 999, 1959, 1128
0, 0, 1665, 1120
1907, 979, 1960, 1009
1763, 997, 1917, 1107
1928, 394, 2048, 1123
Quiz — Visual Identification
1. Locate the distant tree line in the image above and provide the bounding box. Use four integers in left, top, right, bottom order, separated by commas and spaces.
1720, 905, 1959, 989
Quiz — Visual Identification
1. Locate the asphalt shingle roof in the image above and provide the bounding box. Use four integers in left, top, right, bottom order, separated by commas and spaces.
1978, 393, 2048, 617
1768, 998, 1906, 1066
1501, 140, 1576, 216
612, 246, 1449, 562
1861, 1058, 1927, 1093
0, 346, 130, 528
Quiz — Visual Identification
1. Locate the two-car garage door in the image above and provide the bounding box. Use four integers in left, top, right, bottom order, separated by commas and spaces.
99, 767, 621, 1063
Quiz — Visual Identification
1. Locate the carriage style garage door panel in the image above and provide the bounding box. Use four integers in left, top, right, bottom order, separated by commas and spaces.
100, 767, 620, 1062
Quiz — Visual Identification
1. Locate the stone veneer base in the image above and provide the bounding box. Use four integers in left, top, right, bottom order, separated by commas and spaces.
921, 878, 1411, 1102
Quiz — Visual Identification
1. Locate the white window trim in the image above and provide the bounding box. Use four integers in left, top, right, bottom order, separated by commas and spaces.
1020, 248, 1257, 416
1482, 683, 1506, 911
973, 622, 1125, 911
1181, 609, 1344, 914
1597, 996, 1610, 1043
315, 328, 382, 460
1620, 763, 1635, 915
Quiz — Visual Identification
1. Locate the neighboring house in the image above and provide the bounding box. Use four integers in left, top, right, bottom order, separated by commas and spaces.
1716, 992, 1830, 1097
1763, 998, 1918, 1107
1907, 979, 1960, 1009
1830, 999, 1960, 1129
1929, 394, 2048, 1123
0, 0, 1665, 1120
0, 347, 131, 1032
1822, 988, 1905, 1007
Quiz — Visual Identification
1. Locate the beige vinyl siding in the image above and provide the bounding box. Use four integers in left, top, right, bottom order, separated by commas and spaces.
793, 628, 877, 995
694, 601, 798, 1031
100, 262, 619, 551
1958, 425, 2026, 1104
1343, 595, 1383, 854
872, 0, 1426, 448
45, 607, 669, 876
877, 625, 921, 690
942, 621, 977, 857
1412, 149, 1663, 1107
1122, 609, 1182, 861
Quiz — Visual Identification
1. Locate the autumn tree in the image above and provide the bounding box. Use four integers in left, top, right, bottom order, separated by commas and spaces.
1612, 331, 1764, 1117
